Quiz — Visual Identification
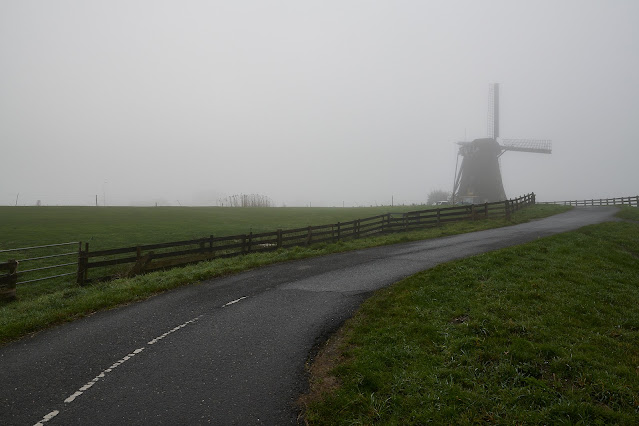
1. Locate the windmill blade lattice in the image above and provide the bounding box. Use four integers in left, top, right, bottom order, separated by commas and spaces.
500, 139, 552, 154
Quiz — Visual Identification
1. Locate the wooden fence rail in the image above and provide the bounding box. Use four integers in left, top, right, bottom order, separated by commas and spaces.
76, 193, 536, 284
540, 196, 638, 207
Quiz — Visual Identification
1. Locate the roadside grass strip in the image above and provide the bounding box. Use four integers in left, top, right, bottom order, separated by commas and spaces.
303, 218, 639, 424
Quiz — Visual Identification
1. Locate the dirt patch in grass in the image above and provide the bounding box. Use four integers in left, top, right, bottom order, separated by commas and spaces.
298, 325, 352, 421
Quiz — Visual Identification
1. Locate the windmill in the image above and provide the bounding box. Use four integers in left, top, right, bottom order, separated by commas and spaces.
452, 83, 551, 204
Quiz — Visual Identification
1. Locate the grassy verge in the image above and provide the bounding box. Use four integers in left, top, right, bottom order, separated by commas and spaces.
0, 204, 569, 346
617, 205, 639, 221
302, 211, 639, 424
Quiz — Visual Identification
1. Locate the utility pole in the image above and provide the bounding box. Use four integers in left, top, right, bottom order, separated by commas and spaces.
15, 193, 19, 206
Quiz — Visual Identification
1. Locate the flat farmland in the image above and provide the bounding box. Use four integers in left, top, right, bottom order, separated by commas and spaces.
0, 204, 571, 345
0, 205, 428, 250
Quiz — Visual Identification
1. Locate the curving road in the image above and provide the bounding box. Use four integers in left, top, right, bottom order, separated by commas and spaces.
0, 207, 618, 425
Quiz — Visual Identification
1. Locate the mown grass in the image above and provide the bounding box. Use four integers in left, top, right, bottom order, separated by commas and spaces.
0, 205, 430, 249
617, 205, 639, 221
302, 210, 639, 424
0, 204, 570, 346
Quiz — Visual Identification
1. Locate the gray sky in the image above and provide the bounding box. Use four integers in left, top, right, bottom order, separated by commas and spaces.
1, 0, 638, 206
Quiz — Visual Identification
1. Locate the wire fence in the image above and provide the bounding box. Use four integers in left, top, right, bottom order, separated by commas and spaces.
0, 242, 80, 284
0, 242, 81, 301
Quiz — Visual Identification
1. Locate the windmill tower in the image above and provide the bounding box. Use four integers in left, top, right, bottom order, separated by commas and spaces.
452, 83, 552, 204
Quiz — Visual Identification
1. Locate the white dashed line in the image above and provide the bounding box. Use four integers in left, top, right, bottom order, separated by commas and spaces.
33, 315, 203, 426
33, 410, 59, 425
61, 345, 146, 404
223, 296, 247, 307
147, 316, 201, 344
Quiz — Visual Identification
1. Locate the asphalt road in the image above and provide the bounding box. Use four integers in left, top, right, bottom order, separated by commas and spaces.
0, 207, 619, 425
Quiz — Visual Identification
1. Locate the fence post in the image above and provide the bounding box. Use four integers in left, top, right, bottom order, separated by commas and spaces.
306, 226, 312, 245
484, 202, 489, 218
0, 259, 18, 302
336, 222, 341, 241
532, 192, 536, 205
356, 219, 361, 238
505, 200, 511, 220
636, 196, 639, 207
471, 204, 476, 221
208, 235, 215, 258
83, 243, 89, 284
277, 229, 282, 248
241, 235, 247, 254
76, 242, 84, 285
437, 208, 441, 226
247, 232, 253, 253
77, 242, 89, 286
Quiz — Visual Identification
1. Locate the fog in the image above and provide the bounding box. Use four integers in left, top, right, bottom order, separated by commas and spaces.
1, 1, 637, 207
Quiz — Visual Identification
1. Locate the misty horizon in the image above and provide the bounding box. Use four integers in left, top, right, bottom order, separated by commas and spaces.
2, 1, 638, 207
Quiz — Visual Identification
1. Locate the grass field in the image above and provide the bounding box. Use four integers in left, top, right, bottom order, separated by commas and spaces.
302, 206, 639, 424
0, 205, 428, 250
0, 204, 569, 345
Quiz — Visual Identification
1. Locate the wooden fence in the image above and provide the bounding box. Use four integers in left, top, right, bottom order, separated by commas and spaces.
76, 193, 536, 284
540, 196, 638, 207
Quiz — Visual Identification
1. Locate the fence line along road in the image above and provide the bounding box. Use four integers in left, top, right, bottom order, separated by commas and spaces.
1, 193, 542, 297
76, 193, 535, 285
540, 196, 638, 207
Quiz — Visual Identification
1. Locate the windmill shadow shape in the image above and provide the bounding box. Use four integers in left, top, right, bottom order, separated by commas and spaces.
452, 83, 552, 204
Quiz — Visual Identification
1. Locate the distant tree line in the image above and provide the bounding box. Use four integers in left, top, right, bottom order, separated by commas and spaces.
220, 193, 273, 207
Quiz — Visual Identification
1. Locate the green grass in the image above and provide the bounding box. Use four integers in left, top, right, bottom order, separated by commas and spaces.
302, 214, 639, 424
0, 204, 569, 345
0, 205, 430, 250
617, 205, 639, 221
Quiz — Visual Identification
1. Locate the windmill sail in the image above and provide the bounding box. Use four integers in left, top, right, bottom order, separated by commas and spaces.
500, 139, 552, 154
487, 83, 499, 139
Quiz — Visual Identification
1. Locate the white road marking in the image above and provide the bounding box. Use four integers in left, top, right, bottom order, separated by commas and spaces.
62, 345, 147, 404
33, 410, 59, 425
33, 314, 203, 425
147, 316, 201, 344
223, 296, 247, 307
